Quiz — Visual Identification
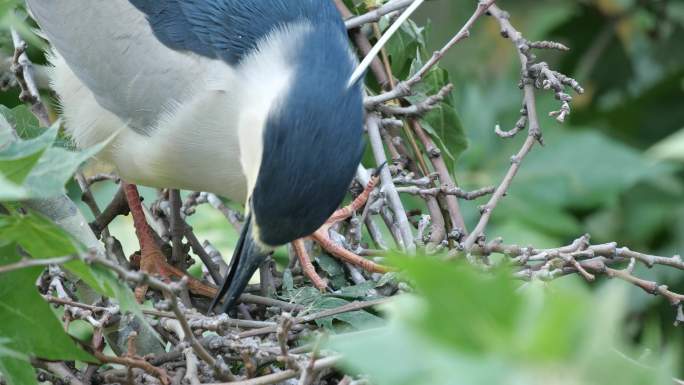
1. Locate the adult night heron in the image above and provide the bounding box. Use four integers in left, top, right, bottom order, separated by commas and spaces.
25, 0, 368, 313
25, 0, 422, 313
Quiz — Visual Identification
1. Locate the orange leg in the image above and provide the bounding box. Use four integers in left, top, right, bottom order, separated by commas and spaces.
122, 182, 217, 300
292, 239, 328, 291
292, 176, 391, 288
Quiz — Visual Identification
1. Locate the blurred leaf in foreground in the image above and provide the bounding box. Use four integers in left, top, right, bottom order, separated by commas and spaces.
331, 256, 677, 385
648, 127, 684, 163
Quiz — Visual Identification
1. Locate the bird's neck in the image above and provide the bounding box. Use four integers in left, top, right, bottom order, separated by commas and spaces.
233, 21, 356, 198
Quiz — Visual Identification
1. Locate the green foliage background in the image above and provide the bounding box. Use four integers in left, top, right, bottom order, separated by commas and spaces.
416, 0, 684, 346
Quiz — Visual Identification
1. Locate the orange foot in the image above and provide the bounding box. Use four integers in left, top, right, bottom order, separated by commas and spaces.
122, 182, 217, 301
293, 176, 391, 291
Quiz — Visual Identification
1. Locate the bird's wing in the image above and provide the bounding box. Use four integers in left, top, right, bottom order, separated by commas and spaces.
25, 0, 210, 132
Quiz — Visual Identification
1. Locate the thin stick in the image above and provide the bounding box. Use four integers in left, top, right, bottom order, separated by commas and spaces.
365, 0, 496, 106
348, 0, 426, 87
10, 28, 51, 127
206, 356, 341, 385
0, 256, 75, 274
366, 113, 415, 251
344, 0, 415, 30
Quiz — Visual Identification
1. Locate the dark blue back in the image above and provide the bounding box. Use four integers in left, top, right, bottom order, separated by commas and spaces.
129, 0, 345, 64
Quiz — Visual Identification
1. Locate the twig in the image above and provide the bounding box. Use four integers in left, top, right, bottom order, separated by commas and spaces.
396, 185, 495, 199
168, 189, 185, 267
376, 84, 454, 116
462, 135, 537, 251
411, 120, 468, 235
0, 256, 75, 274
205, 356, 341, 385
86, 255, 235, 381
298, 334, 324, 385
276, 313, 297, 370
366, 113, 415, 251
91, 185, 130, 238
462, 4, 555, 251
365, 0, 496, 107
183, 348, 202, 385
91, 350, 170, 385
33, 360, 86, 385
162, 281, 234, 381
239, 293, 304, 312
344, 0, 414, 29
10, 28, 51, 127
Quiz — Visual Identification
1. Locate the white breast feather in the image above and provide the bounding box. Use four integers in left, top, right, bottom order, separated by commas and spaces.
40, 4, 311, 206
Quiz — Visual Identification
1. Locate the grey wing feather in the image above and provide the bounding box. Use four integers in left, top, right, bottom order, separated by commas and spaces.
25, 0, 212, 132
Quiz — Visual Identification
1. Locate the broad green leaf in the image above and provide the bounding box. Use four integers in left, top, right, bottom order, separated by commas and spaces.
312, 296, 384, 331
331, 256, 676, 385
0, 340, 37, 385
0, 211, 140, 315
647, 127, 684, 162
0, 250, 94, 364
491, 220, 562, 250
391, 255, 521, 353
315, 253, 347, 289
0, 212, 79, 257
494, 196, 582, 238
407, 62, 468, 168
335, 281, 377, 299
281, 283, 383, 331
0, 173, 27, 200
23, 142, 106, 198
0, 105, 43, 140
385, 19, 426, 78
331, 307, 508, 385
0, 124, 56, 184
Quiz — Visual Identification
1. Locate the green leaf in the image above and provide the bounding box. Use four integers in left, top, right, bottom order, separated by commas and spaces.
315, 253, 347, 289
0, 248, 94, 366
0, 105, 43, 140
385, 20, 426, 79
331, 256, 676, 385
336, 281, 377, 299
23, 142, 107, 198
0, 212, 79, 258
0, 174, 28, 200
0, 107, 109, 200
0, 211, 140, 315
0, 124, 56, 184
647, 127, 684, 162
375, 272, 398, 288
312, 297, 384, 331
391, 255, 521, 354
0, 340, 37, 385
406, 62, 468, 168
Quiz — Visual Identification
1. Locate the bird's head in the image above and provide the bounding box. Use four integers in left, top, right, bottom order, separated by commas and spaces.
211, 20, 365, 313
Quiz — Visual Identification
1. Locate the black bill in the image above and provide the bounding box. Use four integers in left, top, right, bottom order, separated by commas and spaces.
209, 214, 270, 314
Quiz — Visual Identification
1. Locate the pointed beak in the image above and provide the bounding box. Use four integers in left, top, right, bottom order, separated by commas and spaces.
210, 214, 269, 314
